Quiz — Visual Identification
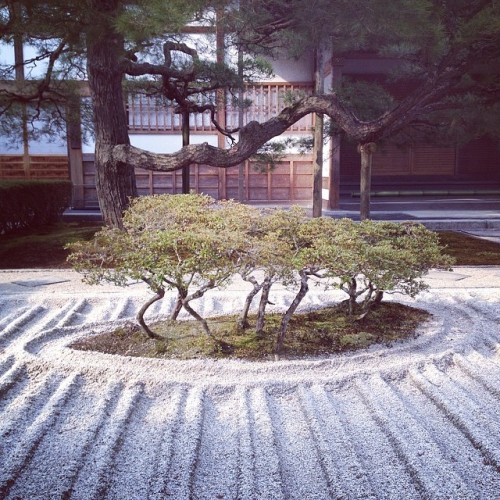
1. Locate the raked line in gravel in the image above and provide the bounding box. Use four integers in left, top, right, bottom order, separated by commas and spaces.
0, 267, 499, 499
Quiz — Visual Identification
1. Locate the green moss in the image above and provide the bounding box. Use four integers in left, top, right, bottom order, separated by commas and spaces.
0, 222, 101, 269
71, 302, 430, 361
340, 332, 376, 348
438, 231, 500, 265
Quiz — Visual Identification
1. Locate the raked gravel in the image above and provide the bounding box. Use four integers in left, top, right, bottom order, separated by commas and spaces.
0, 269, 499, 499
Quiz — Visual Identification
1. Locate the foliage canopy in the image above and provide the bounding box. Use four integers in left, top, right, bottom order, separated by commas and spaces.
68, 194, 453, 353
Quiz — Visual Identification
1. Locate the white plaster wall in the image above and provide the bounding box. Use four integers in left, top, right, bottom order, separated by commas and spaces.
228, 133, 313, 155
130, 33, 216, 69
263, 53, 314, 83
0, 40, 15, 69
83, 134, 218, 155
130, 133, 218, 153
0, 137, 23, 154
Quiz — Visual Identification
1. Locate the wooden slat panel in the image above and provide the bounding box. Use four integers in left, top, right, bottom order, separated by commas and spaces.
150, 173, 174, 190
295, 175, 313, 188
271, 187, 290, 200
0, 156, 25, 178
372, 146, 410, 175
294, 188, 311, 200
294, 161, 313, 174
197, 175, 219, 188
225, 175, 240, 188
457, 137, 499, 176
412, 146, 455, 175
248, 188, 268, 200
226, 187, 239, 199
271, 163, 290, 175
79, 156, 313, 207
271, 174, 290, 188
127, 83, 314, 133
0, 155, 69, 179
247, 174, 268, 188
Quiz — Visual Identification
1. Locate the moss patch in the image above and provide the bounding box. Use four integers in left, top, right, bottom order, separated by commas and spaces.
71, 302, 430, 361
438, 231, 500, 265
0, 222, 101, 269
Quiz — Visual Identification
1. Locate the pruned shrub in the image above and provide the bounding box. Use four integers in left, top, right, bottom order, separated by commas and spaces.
0, 180, 71, 234
68, 195, 454, 354
307, 218, 454, 318
237, 206, 307, 336
67, 194, 257, 350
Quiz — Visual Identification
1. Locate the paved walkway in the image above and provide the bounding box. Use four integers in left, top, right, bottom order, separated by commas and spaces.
326, 194, 500, 231
65, 194, 500, 231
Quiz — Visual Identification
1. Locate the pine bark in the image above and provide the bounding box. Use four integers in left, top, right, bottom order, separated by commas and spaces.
86, 0, 136, 228
238, 276, 263, 329
276, 271, 309, 353
255, 277, 272, 336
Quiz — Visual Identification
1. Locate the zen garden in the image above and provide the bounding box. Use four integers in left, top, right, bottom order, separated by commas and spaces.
1, 1, 499, 498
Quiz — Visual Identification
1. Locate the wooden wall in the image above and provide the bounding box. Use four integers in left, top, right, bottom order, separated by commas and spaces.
0, 155, 69, 179
340, 140, 458, 180
79, 155, 313, 209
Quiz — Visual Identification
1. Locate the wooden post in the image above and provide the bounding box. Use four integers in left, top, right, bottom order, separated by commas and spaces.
13, 27, 30, 176
216, 7, 227, 200
329, 57, 344, 209
312, 46, 324, 217
237, 44, 245, 202
66, 99, 85, 208
181, 109, 190, 193
359, 143, 377, 220
313, 113, 323, 217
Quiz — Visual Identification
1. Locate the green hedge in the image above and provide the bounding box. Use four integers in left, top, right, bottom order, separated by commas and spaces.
0, 180, 72, 234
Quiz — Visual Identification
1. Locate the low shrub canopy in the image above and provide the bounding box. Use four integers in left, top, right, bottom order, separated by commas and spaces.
68, 194, 453, 352
0, 180, 71, 234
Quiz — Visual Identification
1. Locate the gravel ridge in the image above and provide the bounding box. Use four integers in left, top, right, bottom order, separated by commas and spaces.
0, 282, 499, 499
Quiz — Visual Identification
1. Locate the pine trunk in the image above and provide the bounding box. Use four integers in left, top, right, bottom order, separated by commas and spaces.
87, 1, 137, 228
181, 109, 190, 193
276, 271, 309, 353
238, 277, 263, 329
136, 288, 165, 340
312, 45, 324, 218
312, 112, 324, 218
255, 278, 272, 336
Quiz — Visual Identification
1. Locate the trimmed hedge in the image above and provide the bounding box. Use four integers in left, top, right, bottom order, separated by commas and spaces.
0, 180, 72, 234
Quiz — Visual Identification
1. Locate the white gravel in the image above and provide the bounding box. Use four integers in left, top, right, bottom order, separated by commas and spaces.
0, 269, 499, 499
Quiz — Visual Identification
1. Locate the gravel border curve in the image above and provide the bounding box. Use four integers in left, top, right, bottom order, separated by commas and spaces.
0, 284, 499, 499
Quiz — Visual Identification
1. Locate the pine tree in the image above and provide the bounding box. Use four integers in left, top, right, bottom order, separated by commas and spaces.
1, 0, 499, 224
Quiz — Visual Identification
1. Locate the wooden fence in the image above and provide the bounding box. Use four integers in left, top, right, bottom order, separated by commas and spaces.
0, 155, 69, 179
80, 155, 313, 208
